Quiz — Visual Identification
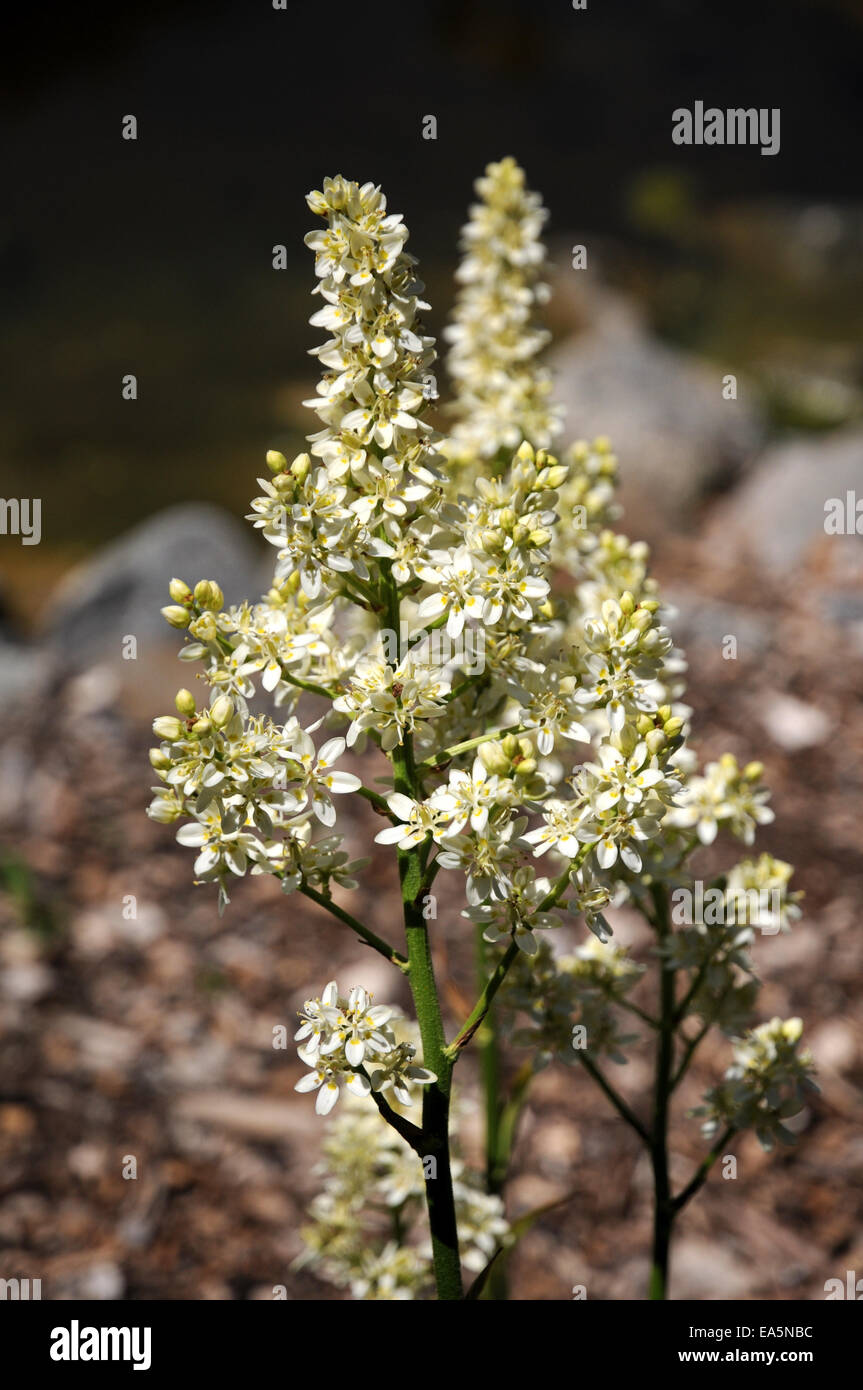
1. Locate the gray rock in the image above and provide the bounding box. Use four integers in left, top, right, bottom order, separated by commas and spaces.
0, 637, 53, 712
663, 589, 772, 657
549, 294, 765, 519
43, 503, 268, 669
703, 427, 863, 575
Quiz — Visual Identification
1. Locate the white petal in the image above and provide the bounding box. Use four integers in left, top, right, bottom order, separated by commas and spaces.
315, 1081, 340, 1115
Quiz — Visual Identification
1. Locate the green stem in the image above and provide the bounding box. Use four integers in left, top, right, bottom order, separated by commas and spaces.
418, 725, 527, 772
446, 940, 520, 1057
649, 881, 676, 1300
575, 1053, 650, 1145
382, 568, 463, 1301
475, 924, 504, 1194
298, 884, 408, 971
672, 1126, 737, 1213
355, 783, 397, 819
281, 670, 339, 701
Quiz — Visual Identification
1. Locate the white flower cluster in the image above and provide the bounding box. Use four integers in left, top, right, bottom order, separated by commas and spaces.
147, 681, 366, 911
294, 980, 436, 1114
149, 164, 812, 1270
695, 1018, 817, 1151
296, 1090, 510, 1298
502, 936, 645, 1066
443, 157, 561, 469
250, 175, 442, 599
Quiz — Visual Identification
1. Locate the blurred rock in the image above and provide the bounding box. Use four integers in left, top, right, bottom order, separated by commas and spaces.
758, 692, 831, 751
43, 503, 268, 670
664, 589, 772, 656
810, 1021, 857, 1075
549, 286, 764, 521
703, 426, 863, 575
671, 1237, 753, 1299
0, 637, 54, 713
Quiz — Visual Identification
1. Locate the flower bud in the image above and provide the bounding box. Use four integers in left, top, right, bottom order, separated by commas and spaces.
266, 449, 288, 473
481, 528, 505, 553
153, 715, 183, 741
498, 508, 517, 533
645, 728, 667, 755
514, 755, 537, 777
615, 723, 638, 757
291, 452, 312, 482
619, 590, 636, 615
194, 580, 224, 611
543, 465, 569, 490
174, 688, 196, 716
168, 578, 192, 603
528, 527, 551, 547
501, 734, 520, 759
743, 761, 764, 783
640, 600, 660, 614
478, 741, 513, 776
149, 747, 172, 770
657, 705, 672, 724
191, 715, 212, 736
515, 441, 535, 464
210, 695, 234, 729
636, 714, 654, 736
161, 605, 191, 629
663, 716, 684, 739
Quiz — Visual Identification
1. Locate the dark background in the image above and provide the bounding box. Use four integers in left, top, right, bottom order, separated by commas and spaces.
2, 0, 862, 564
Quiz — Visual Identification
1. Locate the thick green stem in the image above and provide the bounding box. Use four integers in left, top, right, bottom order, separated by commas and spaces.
476, 924, 504, 1194
383, 569, 463, 1301
649, 881, 676, 1300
